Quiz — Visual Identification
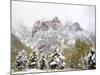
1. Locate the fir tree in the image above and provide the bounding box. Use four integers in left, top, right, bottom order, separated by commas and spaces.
84, 47, 96, 69
39, 54, 47, 69
48, 47, 65, 69
28, 49, 38, 69
16, 49, 27, 71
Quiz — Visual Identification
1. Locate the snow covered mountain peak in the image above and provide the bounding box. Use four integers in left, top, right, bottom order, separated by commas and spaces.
27, 17, 95, 51
52, 16, 61, 23
12, 17, 95, 51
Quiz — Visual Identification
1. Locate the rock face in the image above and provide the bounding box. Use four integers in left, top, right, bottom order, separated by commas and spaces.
71, 22, 83, 31
31, 17, 62, 37
52, 17, 61, 30
12, 17, 95, 52
28, 17, 95, 51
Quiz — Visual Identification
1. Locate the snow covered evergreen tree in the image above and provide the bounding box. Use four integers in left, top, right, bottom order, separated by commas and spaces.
84, 46, 96, 69
48, 47, 65, 69
39, 54, 47, 69
28, 49, 38, 69
16, 49, 27, 71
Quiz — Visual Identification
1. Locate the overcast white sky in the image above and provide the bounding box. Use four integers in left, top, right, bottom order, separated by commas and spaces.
12, 1, 95, 33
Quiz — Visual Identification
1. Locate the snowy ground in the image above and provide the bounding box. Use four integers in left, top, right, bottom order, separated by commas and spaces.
12, 69, 45, 75
11, 69, 74, 75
